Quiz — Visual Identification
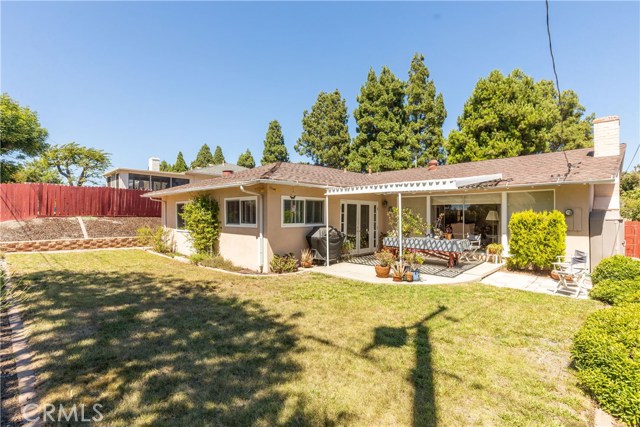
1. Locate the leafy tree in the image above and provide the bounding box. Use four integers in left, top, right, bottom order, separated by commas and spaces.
548, 90, 594, 151
43, 142, 111, 186
12, 157, 62, 184
191, 144, 215, 169
159, 160, 172, 172
261, 120, 289, 164
173, 151, 188, 172
404, 53, 447, 165
0, 93, 49, 182
348, 67, 408, 172
182, 195, 221, 255
446, 69, 593, 164
237, 149, 255, 168
213, 145, 225, 164
295, 90, 351, 169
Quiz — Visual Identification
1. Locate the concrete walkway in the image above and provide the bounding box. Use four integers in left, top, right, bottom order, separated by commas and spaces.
481, 270, 591, 299
314, 260, 503, 285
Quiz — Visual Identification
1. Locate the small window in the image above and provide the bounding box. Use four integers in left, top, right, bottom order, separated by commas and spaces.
176, 203, 187, 230
282, 197, 324, 226
225, 197, 257, 227
171, 178, 189, 187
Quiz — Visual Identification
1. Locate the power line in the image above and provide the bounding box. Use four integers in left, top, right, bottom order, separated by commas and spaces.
546, 0, 561, 98
625, 143, 640, 172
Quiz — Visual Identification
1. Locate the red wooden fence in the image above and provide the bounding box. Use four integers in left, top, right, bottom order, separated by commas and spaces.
625, 221, 640, 259
0, 183, 160, 222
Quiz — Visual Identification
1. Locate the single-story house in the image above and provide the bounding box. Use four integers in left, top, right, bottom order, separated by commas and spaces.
103, 157, 246, 190
144, 116, 625, 272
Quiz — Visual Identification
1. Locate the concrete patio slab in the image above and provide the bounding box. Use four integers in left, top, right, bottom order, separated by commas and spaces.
481, 270, 591, 299
314, 260, 504, 285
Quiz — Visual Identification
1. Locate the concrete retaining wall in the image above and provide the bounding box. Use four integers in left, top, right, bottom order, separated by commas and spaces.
0, 237, 141, 253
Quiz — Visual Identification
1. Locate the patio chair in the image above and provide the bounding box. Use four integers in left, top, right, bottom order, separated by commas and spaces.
460, 234, 483, 262
552, 250, 588, 297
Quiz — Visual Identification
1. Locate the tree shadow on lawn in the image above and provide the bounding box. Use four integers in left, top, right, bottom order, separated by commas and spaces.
20, 269, 344, 426
363, 306, 447, 427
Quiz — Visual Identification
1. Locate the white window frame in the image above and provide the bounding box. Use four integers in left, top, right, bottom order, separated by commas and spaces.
175, 201, 189, 231
281, 196, 325, 228
224, 196, 258, 228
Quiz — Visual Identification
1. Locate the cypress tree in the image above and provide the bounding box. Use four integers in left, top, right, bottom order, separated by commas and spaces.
348, 67, 408, 172
404, 53, 447, 166
261, 120, 289, 164
237, 149, 256, 168
173, 151, 188, 172
190, 144, 215, 168
212, 145, 225, 164
295, 90, 351, 169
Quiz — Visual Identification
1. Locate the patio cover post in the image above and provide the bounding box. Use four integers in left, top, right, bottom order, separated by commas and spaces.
397, 192, 403, 258
325, 194, 329, 266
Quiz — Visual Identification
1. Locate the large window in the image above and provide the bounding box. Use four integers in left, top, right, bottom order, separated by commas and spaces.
431, 193, 501, 242
152, 176, 171, 191
171, 178, 189, 187
507, 190, 554, 220
282, 197, 324, 226
225, 197, 257, 227
176, 202, 187, 230
128, 174, 151, 190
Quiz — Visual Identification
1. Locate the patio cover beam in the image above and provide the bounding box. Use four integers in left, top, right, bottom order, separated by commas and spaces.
324, 174, 503, 196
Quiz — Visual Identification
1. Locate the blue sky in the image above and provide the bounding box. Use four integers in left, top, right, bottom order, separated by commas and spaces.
2, 1, 639, 171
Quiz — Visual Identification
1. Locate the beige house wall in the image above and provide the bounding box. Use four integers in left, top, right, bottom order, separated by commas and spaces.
159, 181, 599, 272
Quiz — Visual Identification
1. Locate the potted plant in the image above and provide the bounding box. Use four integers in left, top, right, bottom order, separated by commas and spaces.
373, 249, 395, 278
402, 250, 415, 282
300, 248, 314, 268
486, 243, 504, 263
391, 260, 406, 282
341, 240, 354, 260
412, 252, 424, 281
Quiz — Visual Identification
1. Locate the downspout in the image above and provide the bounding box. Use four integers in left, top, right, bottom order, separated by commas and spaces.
240, 186, 264, 273
398, 193, 403, 258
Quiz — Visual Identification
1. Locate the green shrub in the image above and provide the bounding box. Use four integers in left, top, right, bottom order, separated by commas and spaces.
181, 195, 221, 255
270, 253, 298, 274
507, 210, 566, 270
591, 255, 640, 286
590, 278, 640, 305
137, 226, 172, 253
572, 303, 640, 426
188, 253, 209, 265
622, 189, 640, 221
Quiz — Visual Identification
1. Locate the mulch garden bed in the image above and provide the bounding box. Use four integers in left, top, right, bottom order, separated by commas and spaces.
82, 217, 160, 238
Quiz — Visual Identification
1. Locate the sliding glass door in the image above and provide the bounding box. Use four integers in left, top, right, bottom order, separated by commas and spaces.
341, 201, 378, 254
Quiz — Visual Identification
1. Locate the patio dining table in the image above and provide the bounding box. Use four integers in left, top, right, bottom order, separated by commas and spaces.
382, 236, 471, 268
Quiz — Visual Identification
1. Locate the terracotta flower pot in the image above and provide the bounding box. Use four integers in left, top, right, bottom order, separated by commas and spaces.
404, 272, 414, 282
392, 275, 403, 282
302, 261, 313, 268
375, 265, 391, 278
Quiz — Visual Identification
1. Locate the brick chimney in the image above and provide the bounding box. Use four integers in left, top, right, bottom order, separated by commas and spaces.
427, 159, 438, 171
148, 157, 161, 171
222, 170, 234, 176
593, 116, 620, 158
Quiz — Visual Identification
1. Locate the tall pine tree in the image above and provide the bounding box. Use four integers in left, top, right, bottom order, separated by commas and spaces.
237, 149, 255, 168
261, 120, 289, 164
190, 144, 215, 168
295, 90, 351, 169
348, 67, 408, 172
404, 53, 447, 166
173, 151, 188, 172
446, 69, 592, 163
212, 145, 225, 164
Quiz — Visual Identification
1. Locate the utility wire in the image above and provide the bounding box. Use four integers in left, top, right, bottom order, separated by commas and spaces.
546, 0, 566, 152
625, 144, 640, 172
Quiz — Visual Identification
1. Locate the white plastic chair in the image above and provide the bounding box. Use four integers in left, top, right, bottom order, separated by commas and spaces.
552, 250, 588, 297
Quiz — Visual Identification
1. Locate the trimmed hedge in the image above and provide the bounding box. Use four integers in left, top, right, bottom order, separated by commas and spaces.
590, 278, 640, 305
508, 210, 567, 270
591, 255, 640, 286
572, 304, 640, 426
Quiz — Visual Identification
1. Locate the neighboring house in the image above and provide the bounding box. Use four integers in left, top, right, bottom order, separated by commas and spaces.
103, 157, 247, 190
144, 116, 625, 272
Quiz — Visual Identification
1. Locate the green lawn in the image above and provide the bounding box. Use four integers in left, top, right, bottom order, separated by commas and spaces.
7, 250, 602, 427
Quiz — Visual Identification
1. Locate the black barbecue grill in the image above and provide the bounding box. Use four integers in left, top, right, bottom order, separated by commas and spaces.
306, 226, 345, 263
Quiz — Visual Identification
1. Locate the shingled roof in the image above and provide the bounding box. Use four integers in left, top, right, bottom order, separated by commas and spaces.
144, 146, 625, 198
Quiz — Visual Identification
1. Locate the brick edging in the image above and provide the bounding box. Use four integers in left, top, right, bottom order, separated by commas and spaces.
0, 237, 141, 253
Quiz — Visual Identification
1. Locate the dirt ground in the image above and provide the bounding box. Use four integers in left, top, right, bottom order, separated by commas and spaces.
0, 217, 160, 242
1, 311, 23, 427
